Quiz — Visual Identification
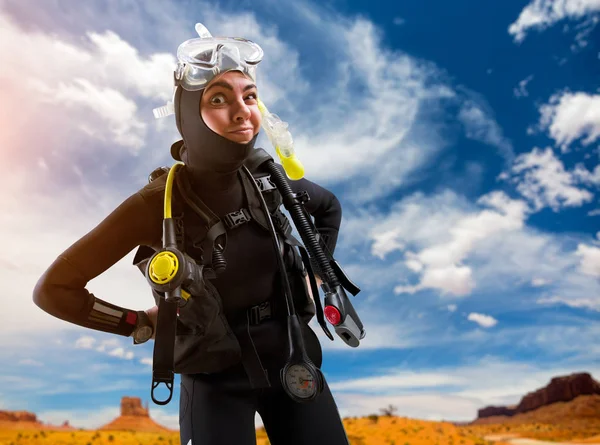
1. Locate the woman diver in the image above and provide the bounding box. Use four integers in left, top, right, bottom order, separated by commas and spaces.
33, 23, 353, 445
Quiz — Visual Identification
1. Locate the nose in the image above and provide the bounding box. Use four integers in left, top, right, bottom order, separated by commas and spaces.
232, 95, 251, 122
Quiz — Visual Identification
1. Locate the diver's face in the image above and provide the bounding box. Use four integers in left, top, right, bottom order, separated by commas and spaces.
200, 71, 261, 144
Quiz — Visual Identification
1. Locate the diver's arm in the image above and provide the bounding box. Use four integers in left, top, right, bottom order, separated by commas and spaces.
33, 189, 162, 337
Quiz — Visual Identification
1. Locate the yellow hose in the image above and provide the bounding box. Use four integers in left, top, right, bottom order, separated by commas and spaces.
164, 163, 183, 218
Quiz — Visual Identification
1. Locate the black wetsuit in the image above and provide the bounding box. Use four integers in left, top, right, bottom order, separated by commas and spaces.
33, 82, 351, 444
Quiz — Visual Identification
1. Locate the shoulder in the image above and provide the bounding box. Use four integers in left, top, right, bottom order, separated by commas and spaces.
136, 170, 167, 213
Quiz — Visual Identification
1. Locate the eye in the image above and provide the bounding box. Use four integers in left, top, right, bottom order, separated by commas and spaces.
245, 92, 257, 102
209, 94, 226, 105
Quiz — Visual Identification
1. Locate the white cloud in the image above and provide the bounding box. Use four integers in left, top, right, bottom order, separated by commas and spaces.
329, 370, 464, 392
574, 163, 600, 186
148, 408, 179, 431
31, 78, 146, 152
330, 358, 600, 421
390, 191, 529, 297
95, 338, 123, 352
531, 277, 550, 286
514, 75, 534, 98
537, 295, 600, 310
575, 243, 600, 277
75, 336, 96, 349
538, 91, 600, 151
108, 347, 134, 360
447, 304, 457, 312
0, 12, 174, 155
140, 357, 153, 366
570, 15, 600, 51
17, 358, 44, 367
458, 100, 514, 161
74, 336, 136, 360
508, 147, 594, 211
371, 229, 405, 260
38, 406, 120, 430
467, 312, 498, 328
341, 183, 600, 315
509, 0, 600, 42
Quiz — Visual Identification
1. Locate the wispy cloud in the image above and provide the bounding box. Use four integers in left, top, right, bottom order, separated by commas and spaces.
75, 336, 136, 360
458, 100, 514, 161
331, 359, 600, 420
514, 74, 534, 98
537, 295, 600, 310
508, 0, 600, 43
505, 147, 594, 211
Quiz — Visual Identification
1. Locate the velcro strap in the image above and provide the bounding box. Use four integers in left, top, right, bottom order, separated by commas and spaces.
223, 208, 252, 230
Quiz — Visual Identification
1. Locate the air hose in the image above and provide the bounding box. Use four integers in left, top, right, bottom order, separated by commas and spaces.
144, 162, 211, 405
255, 151, 366, 348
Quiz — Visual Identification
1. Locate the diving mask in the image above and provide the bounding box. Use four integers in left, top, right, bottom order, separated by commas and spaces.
153, 23, 263, 118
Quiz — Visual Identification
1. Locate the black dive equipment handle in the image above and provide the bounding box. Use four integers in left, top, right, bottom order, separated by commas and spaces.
259, 151, 366, 348
244, 165, 324, 403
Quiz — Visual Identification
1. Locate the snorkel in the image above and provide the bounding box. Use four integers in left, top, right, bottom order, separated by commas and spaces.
257, 100, 305, 180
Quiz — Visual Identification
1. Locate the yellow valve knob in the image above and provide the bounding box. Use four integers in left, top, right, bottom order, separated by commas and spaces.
149, 251, 179, 284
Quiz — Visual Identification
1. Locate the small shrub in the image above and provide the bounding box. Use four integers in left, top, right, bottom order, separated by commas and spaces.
380, 404, 399, 416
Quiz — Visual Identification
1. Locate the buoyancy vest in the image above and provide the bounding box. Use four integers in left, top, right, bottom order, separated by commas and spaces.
132, 149, 317, 383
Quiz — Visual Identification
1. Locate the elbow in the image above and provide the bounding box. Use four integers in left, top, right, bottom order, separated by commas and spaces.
32, 263, 80, 321
329, 194, 343, 227
32, 273, 56, 316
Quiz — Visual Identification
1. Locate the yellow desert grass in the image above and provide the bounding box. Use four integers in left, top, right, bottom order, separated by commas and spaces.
2, 409, 600, 445
0, 416, 498, 445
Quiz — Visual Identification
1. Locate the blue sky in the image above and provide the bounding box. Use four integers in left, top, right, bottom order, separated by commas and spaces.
1, 0, 599, 430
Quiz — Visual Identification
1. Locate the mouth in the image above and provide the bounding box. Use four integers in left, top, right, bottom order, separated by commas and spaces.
229, 128, 254, 135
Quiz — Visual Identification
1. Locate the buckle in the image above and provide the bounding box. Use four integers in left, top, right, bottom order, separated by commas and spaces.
272, 209, 291, 235
223, 208, 251, 229
249, 301, 272, 325
254, 175, 277, 192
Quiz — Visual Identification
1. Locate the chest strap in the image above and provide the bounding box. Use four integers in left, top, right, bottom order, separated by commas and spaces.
222, 206, 291, 237
223, 208, 252, 229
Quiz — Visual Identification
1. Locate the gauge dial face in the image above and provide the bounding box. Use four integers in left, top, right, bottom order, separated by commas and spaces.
284, 364, 317, 399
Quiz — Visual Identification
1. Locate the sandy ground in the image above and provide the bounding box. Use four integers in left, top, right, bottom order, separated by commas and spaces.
485, 434, 600, 445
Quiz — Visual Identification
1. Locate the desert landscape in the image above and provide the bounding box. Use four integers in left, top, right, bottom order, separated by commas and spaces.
1, 372, 600, 445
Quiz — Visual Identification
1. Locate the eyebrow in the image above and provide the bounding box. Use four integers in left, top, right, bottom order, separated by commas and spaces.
205, 81, 257, 93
